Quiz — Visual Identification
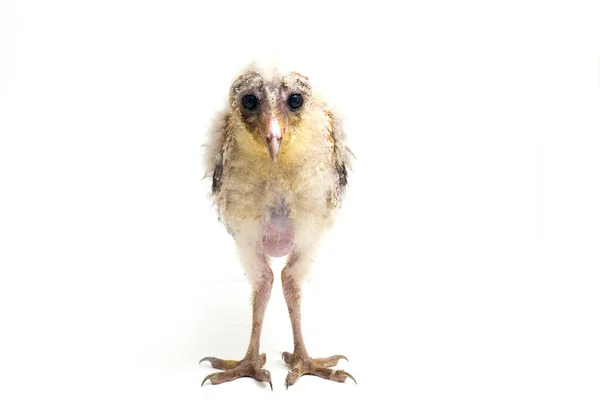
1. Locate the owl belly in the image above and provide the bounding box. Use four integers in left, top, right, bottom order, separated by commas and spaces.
262, 208, 294, 257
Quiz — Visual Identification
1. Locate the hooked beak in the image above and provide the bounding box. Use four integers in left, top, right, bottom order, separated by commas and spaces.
266, 118, 282, 163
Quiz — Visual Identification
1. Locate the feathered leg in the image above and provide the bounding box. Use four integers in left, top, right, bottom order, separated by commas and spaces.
201, 246, 273, 390
281, 252, 356, 388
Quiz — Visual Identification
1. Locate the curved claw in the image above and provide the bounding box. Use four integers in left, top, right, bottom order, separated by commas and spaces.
342, 371, 357, 385
199, 357, 211, 365
201, 372, 216, 387
258, 369, 273, 391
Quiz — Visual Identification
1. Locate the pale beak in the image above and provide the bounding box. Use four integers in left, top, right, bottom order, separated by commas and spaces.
266, 118, 282, 163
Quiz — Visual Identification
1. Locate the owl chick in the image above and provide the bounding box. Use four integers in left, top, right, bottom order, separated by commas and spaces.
200, 63, 354, 389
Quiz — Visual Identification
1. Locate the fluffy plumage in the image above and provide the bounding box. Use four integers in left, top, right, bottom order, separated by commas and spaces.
200, 63, 354, 389
204, 63, 350, 281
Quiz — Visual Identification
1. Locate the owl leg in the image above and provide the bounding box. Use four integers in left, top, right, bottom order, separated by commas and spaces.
200, 248, 273, 390
281, 252, 356, 388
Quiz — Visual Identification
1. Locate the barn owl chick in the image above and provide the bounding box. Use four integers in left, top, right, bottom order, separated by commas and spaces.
200, 63, 354, 389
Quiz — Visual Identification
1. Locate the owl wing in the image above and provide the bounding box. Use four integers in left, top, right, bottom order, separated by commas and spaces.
204, 110, 234, 216
325, 109, 352, 206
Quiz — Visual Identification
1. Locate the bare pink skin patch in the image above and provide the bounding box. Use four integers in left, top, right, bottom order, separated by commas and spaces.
262, 210, 294, 257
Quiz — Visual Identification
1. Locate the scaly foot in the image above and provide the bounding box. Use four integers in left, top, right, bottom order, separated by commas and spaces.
200, 353, 272, 390
282, 352, 356, 388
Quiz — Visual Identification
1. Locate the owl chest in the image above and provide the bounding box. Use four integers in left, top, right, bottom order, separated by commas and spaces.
222, 161, 329, 217
224, 165, 300, 207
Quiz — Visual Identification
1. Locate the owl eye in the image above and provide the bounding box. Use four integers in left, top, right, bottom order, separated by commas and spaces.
241, 95, 258, 110
287, 94, 303, 110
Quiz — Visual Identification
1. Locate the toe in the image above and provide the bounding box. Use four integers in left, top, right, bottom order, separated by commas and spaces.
331, 369, 357, 384
254, 369, 272, 390
259, 353, 267, 368
201, 372, 231, 386
199, 356, 240, 370
285, 367, 301, 389
282, 351, 295, 366
310, 365, 357, 384
313, 354, 348, 367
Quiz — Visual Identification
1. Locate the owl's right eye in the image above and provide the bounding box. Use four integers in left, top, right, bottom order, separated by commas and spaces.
241, 95, 258, 110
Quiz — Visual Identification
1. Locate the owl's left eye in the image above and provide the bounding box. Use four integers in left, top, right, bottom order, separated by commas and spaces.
287, 94, 303, 110
242, 95, 258, 110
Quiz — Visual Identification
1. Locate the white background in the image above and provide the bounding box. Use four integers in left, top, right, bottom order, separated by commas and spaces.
1, 0, 599, 399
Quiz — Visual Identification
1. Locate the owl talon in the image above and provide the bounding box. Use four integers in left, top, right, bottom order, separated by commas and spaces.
283, 352, 355, 387
200, 355, 271, 389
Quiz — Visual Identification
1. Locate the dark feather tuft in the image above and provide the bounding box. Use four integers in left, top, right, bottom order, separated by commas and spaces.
337, 163, 347, 188
212, 162, 223, 194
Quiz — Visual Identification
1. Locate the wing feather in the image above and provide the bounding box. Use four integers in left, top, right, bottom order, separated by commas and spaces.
204, 110, 234, 215
325, 109, 352, 205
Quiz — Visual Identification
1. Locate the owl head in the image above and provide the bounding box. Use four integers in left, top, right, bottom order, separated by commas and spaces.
228, 64, 314, 163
